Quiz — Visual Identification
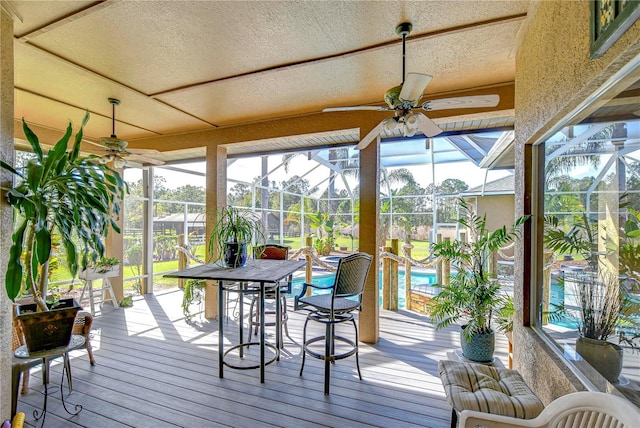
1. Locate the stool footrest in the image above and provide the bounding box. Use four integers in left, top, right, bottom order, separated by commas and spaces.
303, 335, 358, 362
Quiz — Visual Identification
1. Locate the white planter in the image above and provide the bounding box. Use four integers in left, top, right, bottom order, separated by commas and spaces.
79, 264, 120, 280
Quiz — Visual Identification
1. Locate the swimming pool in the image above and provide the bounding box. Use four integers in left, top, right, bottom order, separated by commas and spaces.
290, 272, 629, 333
289, 269, 439, 308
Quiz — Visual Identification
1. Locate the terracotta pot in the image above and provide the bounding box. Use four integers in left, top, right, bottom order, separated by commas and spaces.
460, 325, 495, 363
576, 336, 623, 383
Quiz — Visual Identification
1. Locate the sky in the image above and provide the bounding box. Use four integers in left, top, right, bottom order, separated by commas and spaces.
125, 145, 512, 195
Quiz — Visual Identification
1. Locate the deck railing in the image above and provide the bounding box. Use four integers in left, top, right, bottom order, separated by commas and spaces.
175, 235, 522, 316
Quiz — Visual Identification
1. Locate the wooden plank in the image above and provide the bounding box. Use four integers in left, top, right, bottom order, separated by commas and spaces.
409, 291, 432, 315
15, 288, 508, 427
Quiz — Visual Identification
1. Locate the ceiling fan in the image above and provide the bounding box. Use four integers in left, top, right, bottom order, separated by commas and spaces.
86, 98, 165, 167
323, 22, 500, 150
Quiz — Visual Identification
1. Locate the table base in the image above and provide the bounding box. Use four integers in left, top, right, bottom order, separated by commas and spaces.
223, 342, 278, 370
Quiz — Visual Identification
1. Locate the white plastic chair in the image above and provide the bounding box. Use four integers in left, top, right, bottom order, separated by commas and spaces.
458, 391, 640, 428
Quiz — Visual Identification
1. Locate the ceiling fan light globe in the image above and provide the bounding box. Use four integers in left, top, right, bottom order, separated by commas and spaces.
113, 156, 127, 169
383, 117, 399, 132
403, 125, 417, 137
405, 112, 418, 126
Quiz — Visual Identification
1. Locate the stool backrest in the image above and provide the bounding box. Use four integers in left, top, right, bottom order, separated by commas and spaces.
333, 253, 373, 301
12, 318, 25, 351
254, 244, 289, 260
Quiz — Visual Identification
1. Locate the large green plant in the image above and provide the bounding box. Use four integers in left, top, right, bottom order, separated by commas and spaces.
427, 199, 528, 340
545, 205, 639, 350
207, 206, 265, 262
1, 113, 127, 309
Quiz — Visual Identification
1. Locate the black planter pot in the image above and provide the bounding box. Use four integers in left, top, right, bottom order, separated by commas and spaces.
15, 298, 81, 353
224, 242, 247, 268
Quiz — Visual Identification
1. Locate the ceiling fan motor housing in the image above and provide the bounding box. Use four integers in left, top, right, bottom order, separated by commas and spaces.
384, 85, 404, 109
395, 22, 412, 38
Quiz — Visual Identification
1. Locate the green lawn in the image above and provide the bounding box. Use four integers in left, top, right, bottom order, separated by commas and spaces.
49, 237, 433, 293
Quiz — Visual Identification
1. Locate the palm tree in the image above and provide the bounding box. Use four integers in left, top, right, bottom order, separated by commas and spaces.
545, 125, 613, 187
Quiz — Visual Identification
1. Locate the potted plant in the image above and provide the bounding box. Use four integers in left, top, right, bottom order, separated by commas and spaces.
545, 209, 639, 383
208, 206, 265, 267
79, 257, 121, 280
427, 199, 528, 362
181, 279, 205, 319
2, 113, 127, 352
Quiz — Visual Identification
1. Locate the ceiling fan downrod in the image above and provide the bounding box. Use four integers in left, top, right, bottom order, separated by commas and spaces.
396, 22, 412, 86
108, 97, 120, 138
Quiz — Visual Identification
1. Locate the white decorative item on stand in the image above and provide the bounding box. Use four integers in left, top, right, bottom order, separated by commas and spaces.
79, 264, 120, 315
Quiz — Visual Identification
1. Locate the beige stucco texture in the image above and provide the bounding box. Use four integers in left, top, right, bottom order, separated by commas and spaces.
514, 0, 640, 404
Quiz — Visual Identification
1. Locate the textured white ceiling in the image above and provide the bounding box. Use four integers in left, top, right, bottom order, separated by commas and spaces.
8, 0, 531, 157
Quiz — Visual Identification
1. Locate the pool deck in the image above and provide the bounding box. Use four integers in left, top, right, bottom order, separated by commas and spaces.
14, 287, 511, 427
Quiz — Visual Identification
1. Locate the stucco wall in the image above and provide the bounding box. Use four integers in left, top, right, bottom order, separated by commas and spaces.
0, 8, 14, 419
514, 0, 640, 404
476, 195, 515, 233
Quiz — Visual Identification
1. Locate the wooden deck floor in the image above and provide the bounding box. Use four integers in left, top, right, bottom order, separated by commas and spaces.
15, 289, 509, 427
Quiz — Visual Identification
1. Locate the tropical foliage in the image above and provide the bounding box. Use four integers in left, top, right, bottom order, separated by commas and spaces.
1, 113, 127, 308
427, 199, 528, 340
207, 205, 266, 263
307, 211, 334, 255
544, 201, 639, 350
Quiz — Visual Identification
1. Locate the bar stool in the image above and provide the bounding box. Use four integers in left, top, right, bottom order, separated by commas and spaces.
247, 245, 292, 345
295, 252, 372, 394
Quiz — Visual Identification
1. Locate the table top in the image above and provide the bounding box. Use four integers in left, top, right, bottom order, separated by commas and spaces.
165, 258, 307, 283
14, 334, 86, 359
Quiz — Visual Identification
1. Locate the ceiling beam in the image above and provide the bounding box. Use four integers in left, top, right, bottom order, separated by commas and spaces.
15, 1, 111, 41
127, 82, 515, 150
14, 83, 515, 158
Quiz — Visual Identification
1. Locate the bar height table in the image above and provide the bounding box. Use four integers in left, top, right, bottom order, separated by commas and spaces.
166, 258, 306, 382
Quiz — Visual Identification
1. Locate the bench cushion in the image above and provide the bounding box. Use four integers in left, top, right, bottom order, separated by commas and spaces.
439, 360, 544, 420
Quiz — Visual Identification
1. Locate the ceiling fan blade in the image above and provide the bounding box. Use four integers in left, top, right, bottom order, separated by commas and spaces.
126, 154, 165, 166
399, 73, 432, 103
416, 113, 443, 137
127, 148, 161, 155
355, 122, 385, 150
82, 139, 106, 148
323, 106, 389, 112
425, 94, 500, 111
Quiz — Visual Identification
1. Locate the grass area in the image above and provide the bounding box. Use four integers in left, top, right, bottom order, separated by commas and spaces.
48, 237, 434, 293
270, 237, 432, 260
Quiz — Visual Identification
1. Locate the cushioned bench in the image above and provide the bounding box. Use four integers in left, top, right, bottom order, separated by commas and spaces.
438, 360, 544, 428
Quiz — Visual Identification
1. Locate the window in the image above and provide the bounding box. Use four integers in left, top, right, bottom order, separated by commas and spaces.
122, 163, 206, 294
537, 70, 640, 400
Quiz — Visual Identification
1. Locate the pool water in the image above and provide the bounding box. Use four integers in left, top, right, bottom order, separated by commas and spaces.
290, 272, 604, 332
548, 283, 577, 329
289, 270, 439, 308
